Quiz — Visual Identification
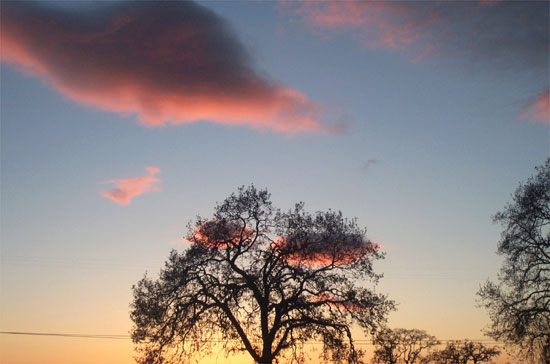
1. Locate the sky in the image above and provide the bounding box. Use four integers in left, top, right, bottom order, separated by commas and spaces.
0, 1, 549, 363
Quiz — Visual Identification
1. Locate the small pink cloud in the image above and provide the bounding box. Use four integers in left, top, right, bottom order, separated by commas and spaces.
274, 236, 378, 267
189, 220, 255, 249
314, 293, 362, 311
101, 167, 160, 205
518, 90, 550, 125
369, 239, 388, 252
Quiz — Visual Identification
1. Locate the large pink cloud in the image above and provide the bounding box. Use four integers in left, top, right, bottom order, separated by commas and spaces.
1, 1, 331, 133
101, 167, 161, 205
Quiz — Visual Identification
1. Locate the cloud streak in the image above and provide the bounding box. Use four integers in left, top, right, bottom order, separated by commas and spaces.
1, 1, 329, 133
286, 1, 548, 68
285, 1, 549, 124
287, 1, 439, 51
101, 167, 160, 205
518, 90, 550, 125
275, 236, 378, 267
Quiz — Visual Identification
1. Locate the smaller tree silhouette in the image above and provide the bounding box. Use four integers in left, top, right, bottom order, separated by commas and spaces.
430, 340, 500, 364
460, 340, 500, 364
372, 328, 439, 364
131, 186, 394, 364
478, 158, 550, 364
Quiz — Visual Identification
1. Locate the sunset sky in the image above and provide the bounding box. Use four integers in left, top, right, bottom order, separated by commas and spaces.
1, 1, 549, 363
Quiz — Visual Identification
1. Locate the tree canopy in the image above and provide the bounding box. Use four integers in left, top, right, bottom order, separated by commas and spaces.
372, 328, 439, 364
478, 158, 550, 364
130, 186, 394, 364
430, 340, 500, 364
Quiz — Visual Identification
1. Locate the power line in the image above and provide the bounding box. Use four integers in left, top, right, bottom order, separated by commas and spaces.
0, 331, 130, 339
1, 257, 498, 281
0, 331, 499, 345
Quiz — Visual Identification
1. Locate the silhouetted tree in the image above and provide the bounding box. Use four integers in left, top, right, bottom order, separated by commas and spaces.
372, 328, 439, 364
429, 341, 465, 364
478, 159, 550, 364
430, 340, 500, 364
130, 186, 394, 364
459, 340, 500, 364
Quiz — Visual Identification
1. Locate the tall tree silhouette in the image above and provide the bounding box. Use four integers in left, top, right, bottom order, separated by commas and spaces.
478, 159, 550, 364
131, 186, 394, 364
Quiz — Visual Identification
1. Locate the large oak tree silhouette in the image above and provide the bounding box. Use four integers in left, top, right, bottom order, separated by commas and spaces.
130, 186, 393, 364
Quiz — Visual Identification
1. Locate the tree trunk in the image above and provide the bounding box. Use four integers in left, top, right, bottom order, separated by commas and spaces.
259, 336, 273, 364
257, 353, 273, 364
543, 340, 550, 364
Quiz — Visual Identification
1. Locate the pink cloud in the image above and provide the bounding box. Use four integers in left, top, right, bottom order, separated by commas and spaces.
285, 1, 441, 51
274, 236, 378, 267
314, 293, 363, 311
101, 167, 161, 205
285, 1, 549, 124
190, 220, 255, 249
285, 1, 548, 64
518, 90, 550, 125
478, 0, 501, 7
1, 1, 332, 134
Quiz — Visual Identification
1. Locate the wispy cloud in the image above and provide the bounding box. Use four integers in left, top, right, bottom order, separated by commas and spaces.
285, 1, 548, 69
1, 1, 332, 134
101, 167, 160, 205
284, 1, 549, 123
286, 1, 439, 51
518, 90, 550, 125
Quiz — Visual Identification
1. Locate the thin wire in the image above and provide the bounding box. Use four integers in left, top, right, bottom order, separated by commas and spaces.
0, 331, 130, 339
1, 257, 498, 280
0, 331, 499, 345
